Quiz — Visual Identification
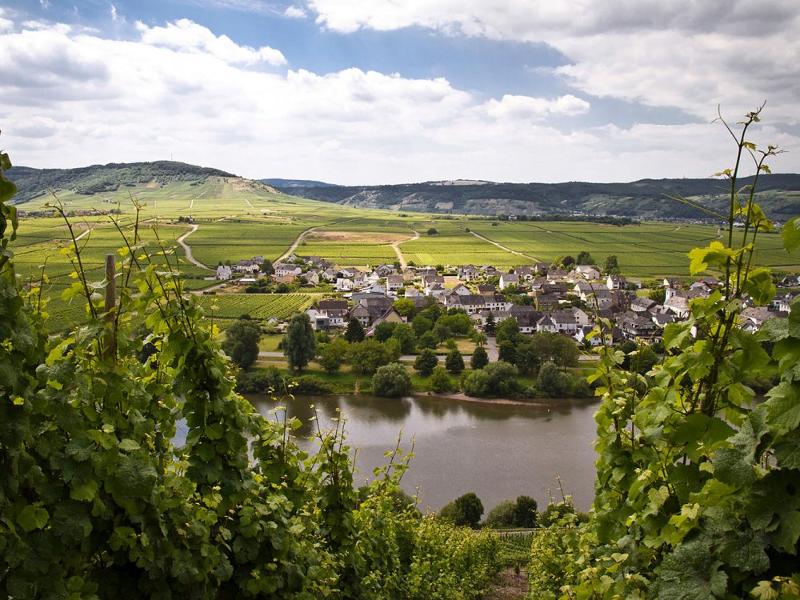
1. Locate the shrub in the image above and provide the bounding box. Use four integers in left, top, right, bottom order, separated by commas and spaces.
439, 492, 484, 529
536, 361, 572, 397
235, 366, 284, 393
414, 348, 439, 376
462, 361, 520, 398
348, 339, 392, 375
445, 348, 465, 374
484, 500, 516, 529
372, 363, 412, 398
317, 337, 348, 373
417, 330, 438, 350
429, 366, 454, 393
292, 375, 333, 395
470, 345, 489, 369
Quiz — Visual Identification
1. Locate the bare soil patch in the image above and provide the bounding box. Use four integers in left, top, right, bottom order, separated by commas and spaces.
308, 230, 409, 244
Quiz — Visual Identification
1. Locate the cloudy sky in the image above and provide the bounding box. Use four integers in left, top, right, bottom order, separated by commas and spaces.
1, 0, 798, 184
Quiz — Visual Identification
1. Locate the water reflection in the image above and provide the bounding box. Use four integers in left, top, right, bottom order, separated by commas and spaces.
248, 393, 599, 513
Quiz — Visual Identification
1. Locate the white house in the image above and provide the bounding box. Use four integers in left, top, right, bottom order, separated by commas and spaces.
336, 278, 354, 292
499, 273, 519, 290
275, 263, 302, 277
574, 265, 601, 280
216, 265, 232, 280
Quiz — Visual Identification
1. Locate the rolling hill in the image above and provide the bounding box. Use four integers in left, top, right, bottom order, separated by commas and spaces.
274, 175, 800, 220
8, 161, 800, 221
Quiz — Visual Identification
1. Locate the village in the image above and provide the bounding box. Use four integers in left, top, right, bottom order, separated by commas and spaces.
214, 252, 799, 345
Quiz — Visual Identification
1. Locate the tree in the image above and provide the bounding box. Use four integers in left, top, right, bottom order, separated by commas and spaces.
484, 313, 496, 336
260, 259, 274, 275
391, 323, 416, 354
427, 227, 438, 235
374, 321, 398, 342
576, 251, 595, 265
223, 317, 262, 369
393, 297, 416, 319
648, 287, 666, 304
412, 314, 433, 337
514, 338, 541, 375
512, 495, 538, 528
604, 254, 620, 274
414, 348, 439, 376
445, 349, 465, 374
626, 344, 659, 375
318, 337, 348, 373
417, 330, 438, 350
471, 345, 489, 370
498, 340, 516, 364
348, 339, 391, 375
484, 500, 516, 529
283, 313, 317, 372
536, 361, 571, 397
429, 366, 454, 393
462, 361, 520, 398
439, 493, 484, 529
345, 317, 365, 343
372, 363, 412, 398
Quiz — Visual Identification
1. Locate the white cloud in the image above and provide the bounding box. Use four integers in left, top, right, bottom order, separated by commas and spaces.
136, 18, 287, 66
284, 5, 307, 19
486, 94, 590, 119
305, 0, 800, 124
110, 4, 118, 22
0, 17, 797, 185
0, 8, 13, 32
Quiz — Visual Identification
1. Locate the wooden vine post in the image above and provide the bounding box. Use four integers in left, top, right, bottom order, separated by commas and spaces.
105, 253, 116, 358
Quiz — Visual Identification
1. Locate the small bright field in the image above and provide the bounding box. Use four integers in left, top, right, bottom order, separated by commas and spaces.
196, 293, 317, 321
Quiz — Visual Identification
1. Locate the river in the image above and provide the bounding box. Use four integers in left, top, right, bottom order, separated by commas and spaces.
249, 393, 599, 513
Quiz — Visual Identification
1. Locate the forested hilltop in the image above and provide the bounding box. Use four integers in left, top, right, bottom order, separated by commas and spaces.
8, 161, 236, 204
277, 174, 800, 220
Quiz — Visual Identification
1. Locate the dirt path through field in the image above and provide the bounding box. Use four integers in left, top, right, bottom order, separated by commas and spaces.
177, 224, 211, 270
276, 225, 321, 263
391, 229, 419, 268
469, 230, 540, 262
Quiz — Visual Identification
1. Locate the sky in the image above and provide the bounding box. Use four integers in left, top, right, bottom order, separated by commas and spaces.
0, 0, 798, 184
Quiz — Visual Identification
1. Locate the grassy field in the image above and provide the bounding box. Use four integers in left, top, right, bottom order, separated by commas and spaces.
196, 293, 317, 321
11, 178, 799, 332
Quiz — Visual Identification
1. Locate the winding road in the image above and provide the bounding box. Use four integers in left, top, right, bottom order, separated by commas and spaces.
276, 226, 321, 263
177, 224, 211, 270
470, 230, 541, 262
391, 230, 419, 269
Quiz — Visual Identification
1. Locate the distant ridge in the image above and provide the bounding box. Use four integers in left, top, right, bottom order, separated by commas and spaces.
260, 178, 338, 188
8, 161, 236, 204
273, 174, 800, 220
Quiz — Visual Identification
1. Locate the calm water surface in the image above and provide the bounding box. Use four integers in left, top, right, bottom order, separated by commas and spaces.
249, 394, 599, 512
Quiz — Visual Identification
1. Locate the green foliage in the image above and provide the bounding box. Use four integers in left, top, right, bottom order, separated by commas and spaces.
222, 316, 261, 369
439, 493, 484, 529
462, 361, 520, 398
498, 340, 517, 363
497, 318, 521, 345
553, 106, 800, 599
347, 339, 392, 375
470, 345, 489, 370
417, 330, 438, 350
0, 162, 500, 598
372, 362, 412, 398
604, 254, 620, 274
393, 297, 416, 319
414, 348, 439, 376
318, 337, 349, 373
283, 312, 317, 372
527, 499, 583, 599
484, 500, 517, 529
576, 251, 595, 265
391, 323, 417, 354
429, 366, 454, 393
445, 348, 465, 374
344, 317, 365, 343
513, 495, 539, 528
536, 361, 572, 397
374, 320, 398, 342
